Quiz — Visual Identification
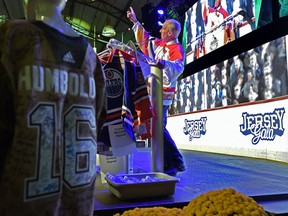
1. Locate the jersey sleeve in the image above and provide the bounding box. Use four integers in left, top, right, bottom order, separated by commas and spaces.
0, 23, 15, 176
132, 22, 151, 56
95, 55, 107, 137
0, 57, 15, 176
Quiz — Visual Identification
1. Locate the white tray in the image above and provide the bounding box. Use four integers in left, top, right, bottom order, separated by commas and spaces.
105, 172, 180, 200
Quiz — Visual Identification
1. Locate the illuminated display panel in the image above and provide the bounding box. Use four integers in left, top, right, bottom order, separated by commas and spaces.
170, 35, 288, 115
183, 0, 273, 65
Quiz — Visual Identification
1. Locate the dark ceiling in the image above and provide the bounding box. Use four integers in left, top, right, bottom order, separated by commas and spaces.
0, 0, 163, 52
0, 0, 196, 52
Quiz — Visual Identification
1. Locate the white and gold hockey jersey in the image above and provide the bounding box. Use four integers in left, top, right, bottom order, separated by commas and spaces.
0, 20, 106, 216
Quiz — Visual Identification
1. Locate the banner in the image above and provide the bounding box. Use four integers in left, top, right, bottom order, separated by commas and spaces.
167, 97, 288, 163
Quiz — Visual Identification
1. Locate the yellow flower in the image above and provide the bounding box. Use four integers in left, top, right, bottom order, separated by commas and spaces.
116, 188, 268, 216
183, 188, 268, 216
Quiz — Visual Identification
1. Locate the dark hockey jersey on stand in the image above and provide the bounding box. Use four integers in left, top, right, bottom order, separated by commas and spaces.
98, 50, 153, 147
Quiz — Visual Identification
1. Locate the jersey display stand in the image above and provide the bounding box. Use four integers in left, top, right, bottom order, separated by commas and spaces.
98, 39, 164, 173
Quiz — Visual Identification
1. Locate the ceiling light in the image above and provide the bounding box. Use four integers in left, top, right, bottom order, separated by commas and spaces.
102, 25, 116, 37
157, 9, 164, 15
157, 21, 163, 26
64, 17, 90, 36
102, 18, 116, 37
0, 15, 5, 24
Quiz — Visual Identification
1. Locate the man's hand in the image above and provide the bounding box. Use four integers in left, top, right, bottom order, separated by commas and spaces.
156, 59, 166, 69
127, 7, 138, 24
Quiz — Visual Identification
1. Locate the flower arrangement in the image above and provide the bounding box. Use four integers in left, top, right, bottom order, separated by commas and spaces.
114, 206, 186, 216
183, 188, 268, 216
114, 188, 269, 216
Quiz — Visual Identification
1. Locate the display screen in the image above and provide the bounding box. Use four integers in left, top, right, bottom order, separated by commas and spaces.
170, 35, 288, 115
183, 0, 273, 65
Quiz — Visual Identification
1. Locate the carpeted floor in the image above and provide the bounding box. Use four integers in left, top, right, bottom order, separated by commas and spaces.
94, 148, 288, 216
